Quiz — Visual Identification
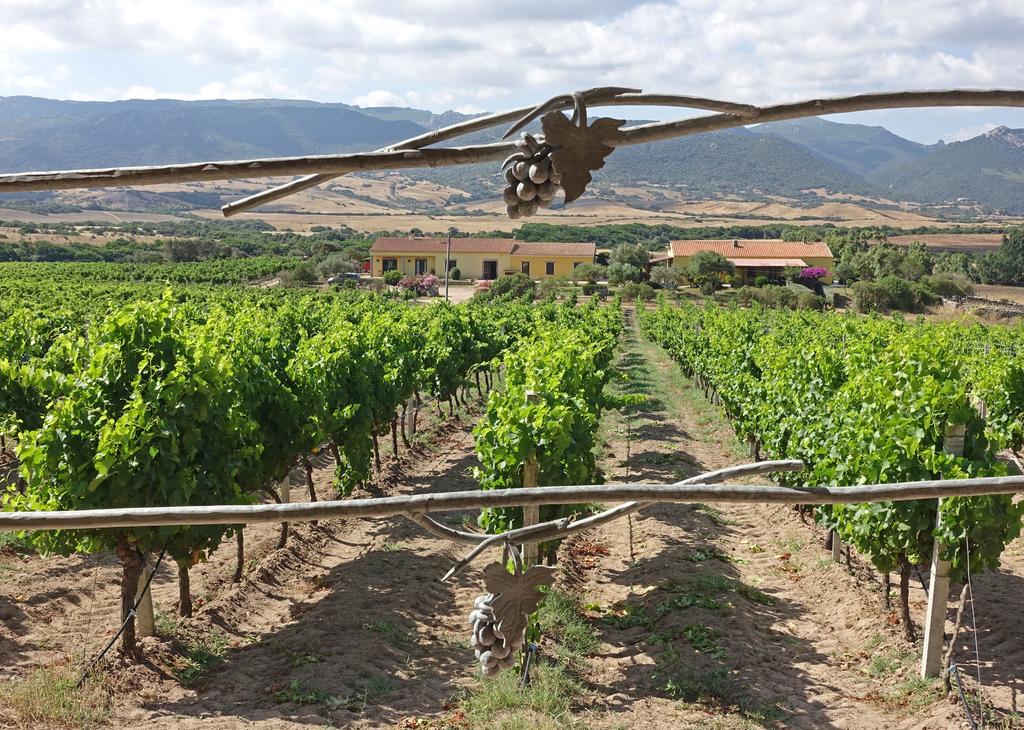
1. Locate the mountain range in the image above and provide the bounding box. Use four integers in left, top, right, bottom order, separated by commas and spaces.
0, 96, 1022, 214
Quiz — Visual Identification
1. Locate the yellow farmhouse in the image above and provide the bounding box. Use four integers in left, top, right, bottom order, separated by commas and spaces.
370, 237, 596, 280
655, 239, 834, 285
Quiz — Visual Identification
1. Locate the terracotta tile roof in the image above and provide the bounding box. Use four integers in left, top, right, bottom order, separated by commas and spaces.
371, 237, 516, 254
371, 237, 595, 258
730, 257, 808, 267
511, 241, 596, 258
668, 239, 833, 259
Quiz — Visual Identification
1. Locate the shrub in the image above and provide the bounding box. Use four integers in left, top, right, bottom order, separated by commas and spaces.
921, 273, 973, 298
754, 275, 770, 287
796, 291, 825, 311
317, 252, 356, 279
620, 281, 655, 301
572, 263, 606, 283
290, 260, 319, 284
448, 267, 461, 280
799, 266, 828, 282
538, 276, 567, 298
607, 262, 643, 285
649, 266, 680, 290
478, 273, 535, 301
582, 283, 597, 295
851, 281, 888, 313
852, 276, 937, 313
383, 270, 403, 285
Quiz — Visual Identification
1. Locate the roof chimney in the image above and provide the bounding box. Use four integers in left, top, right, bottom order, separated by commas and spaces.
732, 239, 739, 247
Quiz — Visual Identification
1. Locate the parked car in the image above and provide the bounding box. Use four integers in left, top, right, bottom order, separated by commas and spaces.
327, 272, 361, 285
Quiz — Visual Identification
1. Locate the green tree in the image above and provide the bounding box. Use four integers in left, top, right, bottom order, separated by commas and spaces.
608, 243, 650, 269
607, 262, 643, 285
571, 263, 607, 283
649, 266, 680, 290
686, 251, 735, 292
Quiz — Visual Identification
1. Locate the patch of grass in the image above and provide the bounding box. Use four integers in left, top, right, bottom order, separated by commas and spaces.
0, 530, 32, 554
378, 540, 405, 552
0, 665, 110, 728
653, 647, 786, 724
273, 679, 334, 706
363, 620, 414, 649
866, 653, 900, 677
746, 542, 765, 554
685, 547, 747, 565
285, 649, 322, 668
171, 629, 232, 686
538, 590, 599, 670
273, 675, 395, 713
876, 675, 940, 712
342, 675, 396, 714
607, 574, 775, 634
460, 661, 585, 730
862, 633, 885, 653
696, 504, 733, 527
687, 574, 777, 607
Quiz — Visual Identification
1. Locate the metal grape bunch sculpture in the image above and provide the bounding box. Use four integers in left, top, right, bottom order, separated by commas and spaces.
467, 548, 555, 675
501, 92, 625, 218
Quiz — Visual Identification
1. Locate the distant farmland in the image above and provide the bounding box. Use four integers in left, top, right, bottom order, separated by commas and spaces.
888, 232, 1004, 252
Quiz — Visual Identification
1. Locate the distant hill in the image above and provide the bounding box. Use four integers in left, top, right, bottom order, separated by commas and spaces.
872, 126, 1024, 213
750, 117, 932, 178
0, 97, 427, 171
0, 96, 1022, 214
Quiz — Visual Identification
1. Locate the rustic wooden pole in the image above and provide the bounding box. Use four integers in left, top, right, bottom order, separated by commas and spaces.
2, 90, 1023, 200
3, 474, 1024, 532
521, 391, 542, 566
832, 530, 843, 563
921, 423, 964, 678
134, 555, 156, 638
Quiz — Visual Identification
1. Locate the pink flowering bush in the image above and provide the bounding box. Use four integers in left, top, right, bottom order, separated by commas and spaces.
397, 274, 442, 296
800, 266, 827, 281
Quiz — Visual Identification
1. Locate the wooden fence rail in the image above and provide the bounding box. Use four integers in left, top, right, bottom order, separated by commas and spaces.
3, 474, 1023, 532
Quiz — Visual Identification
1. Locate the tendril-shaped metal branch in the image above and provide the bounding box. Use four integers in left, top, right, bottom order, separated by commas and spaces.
0, 88, 1021, 216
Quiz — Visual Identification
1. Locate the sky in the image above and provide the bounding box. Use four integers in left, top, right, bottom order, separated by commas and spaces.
1, 0, 1024, 144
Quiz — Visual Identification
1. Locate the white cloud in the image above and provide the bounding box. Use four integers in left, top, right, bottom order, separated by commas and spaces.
944, 122, 998, 142
1, 0, 1024, 131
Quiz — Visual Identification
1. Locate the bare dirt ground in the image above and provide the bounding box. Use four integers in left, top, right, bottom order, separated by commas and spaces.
2, 312, 1024, 729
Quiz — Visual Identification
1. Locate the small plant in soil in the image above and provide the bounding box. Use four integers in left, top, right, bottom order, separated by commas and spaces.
172, 630, 232, 686
697, 504, 733, 526
362, 620, 413, 648
286, 649, 323, 667
273, 680, 334, 706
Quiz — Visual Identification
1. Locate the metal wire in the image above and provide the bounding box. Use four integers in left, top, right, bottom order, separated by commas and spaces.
75, 548, 166, 688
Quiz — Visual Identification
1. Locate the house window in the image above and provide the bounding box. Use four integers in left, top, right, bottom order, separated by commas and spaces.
382, 258, 398, 272
573, 262, 584, 269
521, 261, 531, 275
545, 261, 555, 275
415, 258, 428, 275
446, 259, 457, 272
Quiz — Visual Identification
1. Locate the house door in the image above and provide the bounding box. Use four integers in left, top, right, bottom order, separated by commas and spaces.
415, 258, 428, 275
483, 260, 498, 280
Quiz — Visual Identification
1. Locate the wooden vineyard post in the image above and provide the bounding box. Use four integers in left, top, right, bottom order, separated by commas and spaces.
521, 391, 541, 566
135, 555, 156, 638
831, 531, 843, 563
921, 423, 964, 678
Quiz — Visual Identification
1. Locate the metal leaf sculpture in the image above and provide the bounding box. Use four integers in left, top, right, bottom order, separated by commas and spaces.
541, 110, 625, 203
482, 559, 556, 644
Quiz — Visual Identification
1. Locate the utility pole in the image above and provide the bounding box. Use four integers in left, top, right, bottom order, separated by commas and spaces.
445, 232, 451, 301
